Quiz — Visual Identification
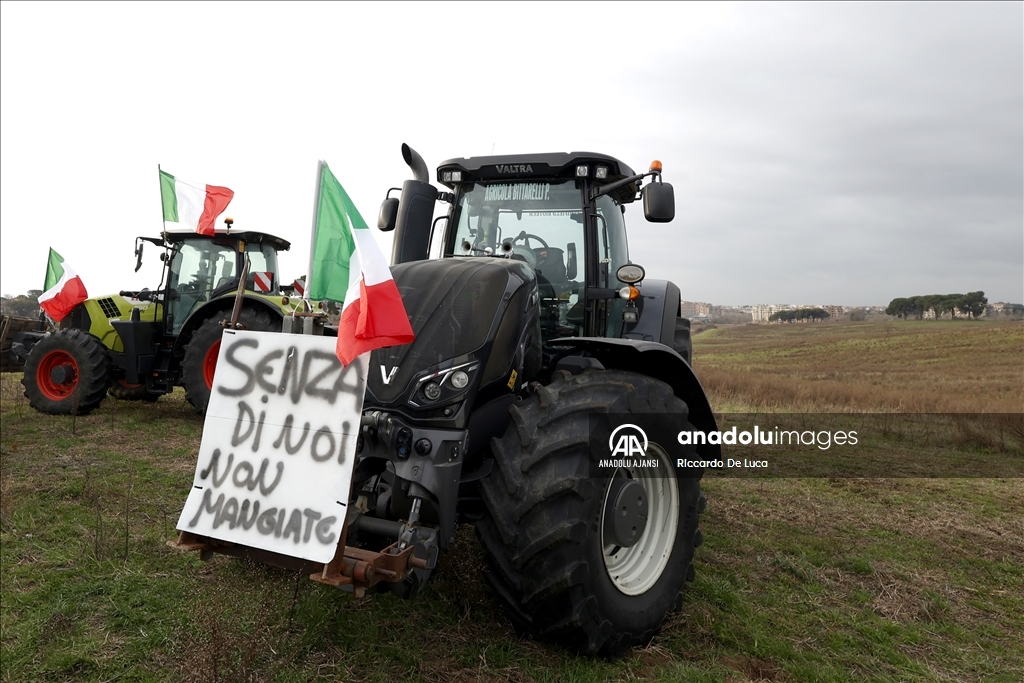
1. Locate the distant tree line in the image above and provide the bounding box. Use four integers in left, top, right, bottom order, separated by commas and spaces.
769, 307, 829, 323
1, 291, 42, 318
885, 292, 987, 319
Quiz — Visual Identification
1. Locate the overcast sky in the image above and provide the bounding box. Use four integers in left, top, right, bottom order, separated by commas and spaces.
2, 2, 1021, 307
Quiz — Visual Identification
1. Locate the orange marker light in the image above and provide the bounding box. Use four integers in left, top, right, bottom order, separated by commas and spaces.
649, 160, 663, 173
618, 286, 641, 300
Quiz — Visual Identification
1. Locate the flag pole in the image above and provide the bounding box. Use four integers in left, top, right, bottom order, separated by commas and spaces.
304, 159, 325, 313
158, 164, 167, 235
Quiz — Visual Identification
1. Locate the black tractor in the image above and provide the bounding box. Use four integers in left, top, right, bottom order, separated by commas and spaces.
15, 228, 302, 416
345, 145, 720, 656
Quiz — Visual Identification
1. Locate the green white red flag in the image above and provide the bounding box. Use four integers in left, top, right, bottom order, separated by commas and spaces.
38, 248, 88, 321
159, 169, 234, 235
310, 161, 414, 366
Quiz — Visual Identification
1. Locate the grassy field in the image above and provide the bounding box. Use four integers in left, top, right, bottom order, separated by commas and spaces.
1, 320, 1022, 682
693, 319, 1023, 413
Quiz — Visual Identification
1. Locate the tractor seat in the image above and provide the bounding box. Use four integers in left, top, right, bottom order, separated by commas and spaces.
534, 247, 568, 298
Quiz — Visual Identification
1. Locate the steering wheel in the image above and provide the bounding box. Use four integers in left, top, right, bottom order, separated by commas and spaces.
512, 232, 548, 249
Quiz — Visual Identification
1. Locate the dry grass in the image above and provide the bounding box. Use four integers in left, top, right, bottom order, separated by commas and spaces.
693, 320, 1024, 412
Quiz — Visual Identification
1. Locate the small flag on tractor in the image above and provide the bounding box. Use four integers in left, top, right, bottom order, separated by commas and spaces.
159, 169, 234, 236
308, 161, 414, 366
38, 248, 88, 322
253, 272, 274, 292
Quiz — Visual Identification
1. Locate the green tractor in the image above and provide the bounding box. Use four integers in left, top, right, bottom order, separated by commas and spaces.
16, 227, 304, 416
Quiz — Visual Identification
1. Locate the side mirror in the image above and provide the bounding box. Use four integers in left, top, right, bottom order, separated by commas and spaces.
566, 242, 578, 280
134, 240, 144, 272
642, 181, 675, 223
378, 197, 399, 232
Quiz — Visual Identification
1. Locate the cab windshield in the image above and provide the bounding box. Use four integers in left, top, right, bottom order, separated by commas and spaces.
166, 239, 236, 333
452, 179, 584, 339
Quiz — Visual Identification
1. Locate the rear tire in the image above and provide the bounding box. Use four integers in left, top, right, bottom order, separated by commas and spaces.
182, 308, 277, 415
22, 329, 111, 415
476, 369, 705, 657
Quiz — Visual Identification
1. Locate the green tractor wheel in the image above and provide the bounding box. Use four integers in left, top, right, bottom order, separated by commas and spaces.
181, 308, 278, 415
22, 329, 111, 415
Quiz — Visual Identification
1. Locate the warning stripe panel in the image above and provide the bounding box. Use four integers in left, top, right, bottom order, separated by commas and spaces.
253, 272, 273, 292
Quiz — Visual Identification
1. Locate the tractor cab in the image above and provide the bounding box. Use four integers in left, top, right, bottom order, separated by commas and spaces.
437, 154, 644, 342
445, 154, 683, 358
381, 149, 677, 350
158, 231, 289, 334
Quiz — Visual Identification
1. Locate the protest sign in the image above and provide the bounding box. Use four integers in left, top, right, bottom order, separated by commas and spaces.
176, 329, 367, 563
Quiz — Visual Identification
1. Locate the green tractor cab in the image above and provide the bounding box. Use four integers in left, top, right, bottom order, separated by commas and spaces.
18, 228, 305, 416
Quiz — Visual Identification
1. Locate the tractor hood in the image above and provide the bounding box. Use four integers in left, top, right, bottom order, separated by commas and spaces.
366, 257, 536, 406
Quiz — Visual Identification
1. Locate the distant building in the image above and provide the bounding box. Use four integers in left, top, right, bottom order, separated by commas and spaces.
709, 305, 752, 323
823, 305, 844, 319
680, 301, 711, 317
750, 304, 792, 323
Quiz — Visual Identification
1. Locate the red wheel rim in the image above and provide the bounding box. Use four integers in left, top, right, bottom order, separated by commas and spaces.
36, 350, 79, 400
203, 339, 222, 390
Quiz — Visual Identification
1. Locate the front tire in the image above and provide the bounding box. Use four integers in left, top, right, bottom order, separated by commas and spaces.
181, 308, 277, 415
476, 369, 705, 657
22, 329, 111, 415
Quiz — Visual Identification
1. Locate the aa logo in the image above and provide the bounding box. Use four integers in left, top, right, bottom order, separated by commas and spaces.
609, 424, 648, 458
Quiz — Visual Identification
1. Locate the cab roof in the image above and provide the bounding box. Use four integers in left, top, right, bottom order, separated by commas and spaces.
159, 230, 291, 252
437, 152, 640, 203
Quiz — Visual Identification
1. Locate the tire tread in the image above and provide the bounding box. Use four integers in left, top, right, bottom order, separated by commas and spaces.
476, 369, 706, 656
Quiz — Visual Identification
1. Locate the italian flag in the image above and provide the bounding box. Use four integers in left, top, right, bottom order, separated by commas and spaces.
312, 162, 414, 366
38, 248, 88, 322
159, 169, 234, 236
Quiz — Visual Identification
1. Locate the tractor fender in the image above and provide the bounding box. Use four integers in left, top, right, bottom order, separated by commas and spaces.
549, 336, 720, 459
621, 278, 680, 347
172, 295, 285, 358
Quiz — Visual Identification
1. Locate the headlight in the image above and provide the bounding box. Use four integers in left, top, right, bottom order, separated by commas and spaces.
423, 382, 441, 400
408, 361, 481, 409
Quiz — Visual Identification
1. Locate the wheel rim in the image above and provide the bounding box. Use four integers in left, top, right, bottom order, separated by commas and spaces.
36, 350, 80, 401
601, 442, 679, 596
202, 339, 222, 390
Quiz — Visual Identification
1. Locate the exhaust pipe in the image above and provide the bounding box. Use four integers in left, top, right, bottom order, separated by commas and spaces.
391, 143, 437, 265
402, 143, 429, 183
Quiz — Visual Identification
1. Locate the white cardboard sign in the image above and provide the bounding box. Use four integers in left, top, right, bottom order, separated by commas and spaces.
176, 329, 367, 563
